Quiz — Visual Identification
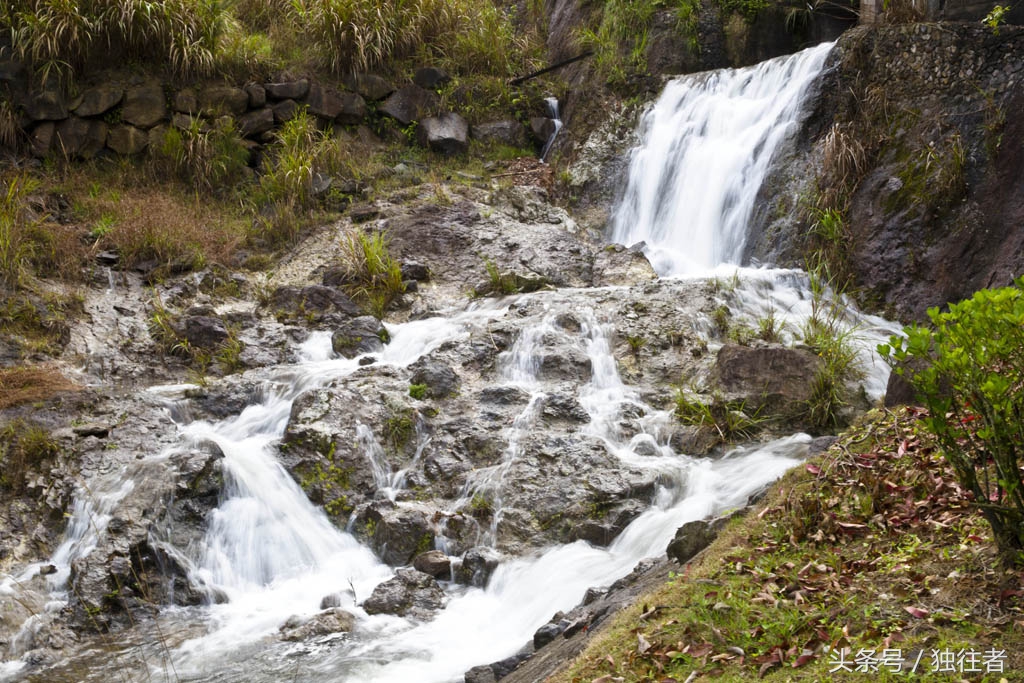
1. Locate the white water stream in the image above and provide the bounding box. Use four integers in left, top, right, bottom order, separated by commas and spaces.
1, 40, 902, 683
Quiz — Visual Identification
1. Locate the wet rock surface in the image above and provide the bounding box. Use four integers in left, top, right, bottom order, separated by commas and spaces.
362, 568, 446, 619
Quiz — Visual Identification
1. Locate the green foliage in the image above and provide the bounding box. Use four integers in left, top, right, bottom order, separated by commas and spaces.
0, 173, 40, 289
800, 262, 864, 430
879, 278, 1024, 562
983, 4, 1011, 33
383, 405, 416, 450
337, 229, 405, 318
625, 334, 646, 357
409, 383, 428, 400
155, 116, 250, 193
3, 0, 229, 83
287, 0, 523, 76
578, 0, 699, 86
674, 391, 764, 441
888, 132, 967, 217
756, 306, 783, 343
717, 0, 770, 18
0, 419, 59, 492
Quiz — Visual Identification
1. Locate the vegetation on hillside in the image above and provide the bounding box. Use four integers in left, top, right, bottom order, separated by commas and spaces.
1, 0, 544, 83
558, 407, 1024, 682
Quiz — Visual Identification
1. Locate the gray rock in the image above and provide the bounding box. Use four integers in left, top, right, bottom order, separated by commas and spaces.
379, 85, 439, 126
30, 122, 55, 156
173, 88, 199, 114
106, 125, 148, 155
712, 344, 822, 416
666, 518, 723, 564
400, 261, 430, 281
533, 622, 564, 649
272, 99, 300, 124
332, 316, 387, 358
279, 608, 355, 641
362, 568, 445, 619
172, 315, 229, 350
413, 550, 452, 578
269, 285, 360, 320
541, 394, 590, 422
306, 83, 366, 124
122, 83, 166, 128
418, 112, 469, 155
244, 83, 266, 108
356, 501, 434, 567
409, 359, 460, 398
265, 79, 309, 100
238, 108, 274, 137
198, 85, 249, 116
25, 88, 68, 121
464, 665, 497, 683
55, 117, 107, 158
471, 119, 529, 148
346, 73, 395, 101
454, 546, 500, 587
73, 85, 123, 117
413, 67, 451, 89
72, 423, 110, 438
591, 243, 658, 286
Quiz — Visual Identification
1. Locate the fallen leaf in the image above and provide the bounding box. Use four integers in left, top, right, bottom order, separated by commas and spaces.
806, 463, 821, 475
638, 633, 652, 654
904, 606, 930, 619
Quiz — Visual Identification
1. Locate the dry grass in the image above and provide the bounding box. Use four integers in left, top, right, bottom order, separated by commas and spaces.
0, 365, 78, 410
86, 187, 246, 273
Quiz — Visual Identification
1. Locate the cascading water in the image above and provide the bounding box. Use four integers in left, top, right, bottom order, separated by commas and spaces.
1, 40, 900, 683
540, 97, 562, 163
611, 42, 833, 276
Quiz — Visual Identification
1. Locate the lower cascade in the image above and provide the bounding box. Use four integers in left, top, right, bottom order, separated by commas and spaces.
0, 41, 904, 683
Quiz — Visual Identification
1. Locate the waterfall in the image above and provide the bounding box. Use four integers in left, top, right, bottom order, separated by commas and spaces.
611, 42, 833, 276
0, 41, 901, 683
540, 97, 563, 163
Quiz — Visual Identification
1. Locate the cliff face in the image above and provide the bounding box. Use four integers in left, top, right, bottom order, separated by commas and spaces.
746, 23, 1024, 320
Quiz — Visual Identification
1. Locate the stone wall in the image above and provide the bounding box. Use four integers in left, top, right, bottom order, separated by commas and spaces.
0, 57, 538, 160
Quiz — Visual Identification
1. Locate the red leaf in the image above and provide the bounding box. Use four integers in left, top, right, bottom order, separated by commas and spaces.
805, 463, 821, 475
904, 606, 930, 619
898, 439, 908, 456
792, 652, 816, 668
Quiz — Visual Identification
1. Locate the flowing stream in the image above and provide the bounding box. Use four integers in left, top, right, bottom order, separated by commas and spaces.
1, 40, 903, 682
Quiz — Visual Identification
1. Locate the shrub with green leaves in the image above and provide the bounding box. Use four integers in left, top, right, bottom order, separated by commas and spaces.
879, 278, 1024, 563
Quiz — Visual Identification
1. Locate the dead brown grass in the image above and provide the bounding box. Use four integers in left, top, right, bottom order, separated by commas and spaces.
0, 365, 78, 410
88, 189, 246, 272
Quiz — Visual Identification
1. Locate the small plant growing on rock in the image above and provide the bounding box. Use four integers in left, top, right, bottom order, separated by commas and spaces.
983, 4, 1011, 33
338, 229, 405, 318
674, 390, 763, 442
625, 334, 646, 358
409, 383, 428, 400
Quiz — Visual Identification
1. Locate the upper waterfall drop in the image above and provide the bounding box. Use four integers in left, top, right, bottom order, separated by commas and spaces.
611, 42, 834, 276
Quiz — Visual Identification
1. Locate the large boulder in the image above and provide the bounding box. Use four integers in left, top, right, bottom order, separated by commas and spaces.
25, 88, 68, 121
591, 243, 658, 286
264, 79, 309, 100
418, 112, 469, 155
106, 125, 149, 155
73, 85, 123, 117
122, 83, 166, 128
332, 316, 387, 358
238, 108, 275, 137
268, 285, 360, 321
171, 315, 229, 350
471, 119, 529, 148
30, 122, 55, 157
379, 85, 439, 126
345, 74, 395, 101
413, 550, 452, 578
362, 568, 445, 619
306, 83, 366, 124
279, 608, 355, 641
409, 358, 461, 399
198, 85, 249, 116
711, 344, 822, 415
666, 518, 726, 564
354, 500, 435, 567
55, 117, 107, 159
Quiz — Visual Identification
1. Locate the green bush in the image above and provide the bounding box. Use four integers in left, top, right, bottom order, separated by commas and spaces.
155, 116, 250, 193
879, 278, 1024, 563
